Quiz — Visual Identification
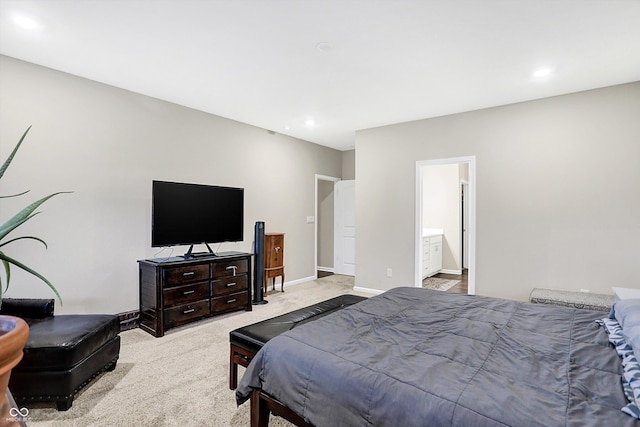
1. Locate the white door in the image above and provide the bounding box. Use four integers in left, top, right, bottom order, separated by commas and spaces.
334, 180, 355, 276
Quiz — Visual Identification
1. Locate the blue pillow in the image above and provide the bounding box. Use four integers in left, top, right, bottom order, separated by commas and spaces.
598, 317, 640, 418
613, 298, 640, 362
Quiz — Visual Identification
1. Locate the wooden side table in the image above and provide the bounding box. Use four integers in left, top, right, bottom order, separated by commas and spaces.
264, 233, 285, 292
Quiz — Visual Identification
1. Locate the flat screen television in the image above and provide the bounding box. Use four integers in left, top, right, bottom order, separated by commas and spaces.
152, 180, 244, 257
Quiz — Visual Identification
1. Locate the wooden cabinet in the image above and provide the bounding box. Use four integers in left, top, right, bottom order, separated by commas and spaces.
422, 235, 443, 279
138, 252, 252, 337
264, 233, 285, 292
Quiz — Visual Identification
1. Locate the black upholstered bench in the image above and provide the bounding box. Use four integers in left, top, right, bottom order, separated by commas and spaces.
229, 294, 366, 389
0, 298, 121, 410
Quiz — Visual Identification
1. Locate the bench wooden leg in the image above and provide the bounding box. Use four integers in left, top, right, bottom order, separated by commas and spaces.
229, 359, 238, 390
230, 344, 256, 389
250, 389, 270, 427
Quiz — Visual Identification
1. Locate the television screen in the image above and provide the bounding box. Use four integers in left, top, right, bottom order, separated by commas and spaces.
152, 180, 244, 248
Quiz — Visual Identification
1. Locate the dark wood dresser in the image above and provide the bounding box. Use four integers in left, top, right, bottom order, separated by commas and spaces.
138, 251, 252, 337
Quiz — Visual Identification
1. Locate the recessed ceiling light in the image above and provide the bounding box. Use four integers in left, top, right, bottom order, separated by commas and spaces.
532, 67, 554, 79
13, 15, 38, 30
305, 119, 315, 126
316, 42, 332, 53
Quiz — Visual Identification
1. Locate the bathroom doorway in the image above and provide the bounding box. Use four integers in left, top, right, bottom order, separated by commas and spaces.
415, 156, 476, 294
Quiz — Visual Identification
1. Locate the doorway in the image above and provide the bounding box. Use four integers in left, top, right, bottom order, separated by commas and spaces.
415, 157, 476, 294
315, 175, 340, 278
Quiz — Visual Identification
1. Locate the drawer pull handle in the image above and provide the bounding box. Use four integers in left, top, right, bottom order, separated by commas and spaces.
227, 299, 237, 304
226, 266, 238, 276
182, 272, 195, 276
183, 290, 195, 295
226, 282, 237, 287
183, 308, 196, 314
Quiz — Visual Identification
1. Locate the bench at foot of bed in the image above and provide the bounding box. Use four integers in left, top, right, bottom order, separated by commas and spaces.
229, 294, 366, 389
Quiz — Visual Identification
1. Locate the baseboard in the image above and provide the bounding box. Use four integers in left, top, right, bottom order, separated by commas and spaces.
266, 275, 317, 291
440, 269, 462, 275
117, 310, 139, 331
317, 266, 334, 273
353, 286, 385, 295
284, 275, 316, 287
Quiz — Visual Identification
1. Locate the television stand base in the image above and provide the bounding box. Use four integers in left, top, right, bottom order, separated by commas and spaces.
184, 252, 217, 259
183, 243, 216, 259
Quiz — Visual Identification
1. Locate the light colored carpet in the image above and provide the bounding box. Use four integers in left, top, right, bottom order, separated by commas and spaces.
25, 275, 366, 427
422, 277, 460, 291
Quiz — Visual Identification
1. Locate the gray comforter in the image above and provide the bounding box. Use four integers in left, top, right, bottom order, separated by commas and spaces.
237, 287, 638, 426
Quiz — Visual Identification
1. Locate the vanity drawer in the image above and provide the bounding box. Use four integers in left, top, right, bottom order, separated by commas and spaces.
163, 264, 210, 286
211, 291, 248, 313
430, 235, 443, 245
164, 281, 210, 307
212, 274, 248, 296
212, 259, 249, 277
164, 299, 210, 327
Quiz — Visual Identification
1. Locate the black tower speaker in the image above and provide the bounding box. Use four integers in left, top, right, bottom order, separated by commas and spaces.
253, 221, 267, 304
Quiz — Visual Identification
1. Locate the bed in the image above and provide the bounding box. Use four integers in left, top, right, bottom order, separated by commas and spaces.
236, 287, 640, 426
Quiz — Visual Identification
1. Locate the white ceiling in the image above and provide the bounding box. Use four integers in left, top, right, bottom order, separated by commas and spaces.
1, 1, 639, 151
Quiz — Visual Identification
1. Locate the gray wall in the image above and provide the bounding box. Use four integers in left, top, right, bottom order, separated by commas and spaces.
356, 82, 640, 301
342, 149, 355, 180
0, 55, 342, 314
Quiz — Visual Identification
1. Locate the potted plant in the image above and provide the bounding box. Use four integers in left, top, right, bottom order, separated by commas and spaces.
0, 126, 66, 416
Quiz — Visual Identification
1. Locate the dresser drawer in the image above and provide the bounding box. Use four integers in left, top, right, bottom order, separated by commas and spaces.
211, 291, 248, 313
212, 259, 249, 277
164, 281, 210, 307
212, 274, 248, 296
164, 299, 210, 327
163, 264, 210, 286
268, 233, 284, 248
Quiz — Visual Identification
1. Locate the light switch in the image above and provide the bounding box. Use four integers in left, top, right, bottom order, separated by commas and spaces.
306, 216, 315, 223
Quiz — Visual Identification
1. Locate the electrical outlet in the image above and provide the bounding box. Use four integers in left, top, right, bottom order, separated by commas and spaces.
386, 268, 392, 277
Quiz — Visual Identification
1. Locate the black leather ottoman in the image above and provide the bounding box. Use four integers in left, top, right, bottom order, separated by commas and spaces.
1, 299, 121, 411
229, 294, 366, 389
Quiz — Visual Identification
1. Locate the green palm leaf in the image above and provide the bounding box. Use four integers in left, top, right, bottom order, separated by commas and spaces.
0, 126, 69, 305
0, 250, 62, 303
0, 259, 9, 301
0, 235, 48, 250
0, 190, 30, 199
0, 126, 31, 180
0, 192, 69, 242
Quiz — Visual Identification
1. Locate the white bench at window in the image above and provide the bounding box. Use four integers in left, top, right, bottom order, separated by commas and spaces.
529, 288, 613, 312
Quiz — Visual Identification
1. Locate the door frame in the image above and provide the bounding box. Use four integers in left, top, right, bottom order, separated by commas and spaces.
315, 174, 340, 279
415, 156, 476, 294
461, 180, 469, 269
